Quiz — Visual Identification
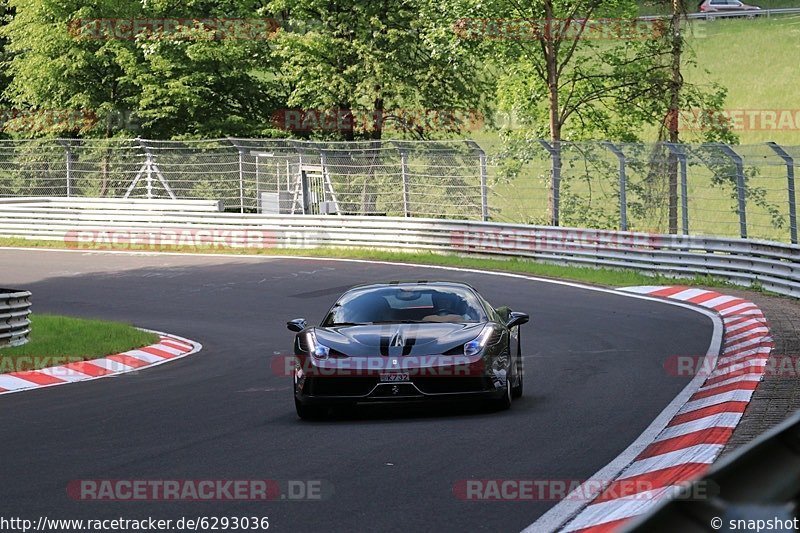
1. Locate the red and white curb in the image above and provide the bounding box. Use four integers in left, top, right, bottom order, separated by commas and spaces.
0, 331, 202, 395
532, 286, 772, 533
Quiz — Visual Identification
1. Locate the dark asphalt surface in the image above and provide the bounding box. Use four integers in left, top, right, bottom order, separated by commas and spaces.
0, 249, 714, 532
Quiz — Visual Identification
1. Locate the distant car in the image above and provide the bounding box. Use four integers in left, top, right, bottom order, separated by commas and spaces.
287, 281, 529, 419
698, 0, 761, 18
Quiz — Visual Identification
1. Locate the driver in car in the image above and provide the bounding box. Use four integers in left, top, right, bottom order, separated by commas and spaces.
423, 291, 474, 322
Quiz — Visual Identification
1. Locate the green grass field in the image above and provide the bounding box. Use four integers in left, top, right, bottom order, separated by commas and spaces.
684, 16, 800, 145
0, 314, 159, 372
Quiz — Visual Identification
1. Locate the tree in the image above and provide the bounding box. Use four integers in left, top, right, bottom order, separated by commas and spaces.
120, 0, 281, 138
3, 0, 281, 139
485, 0, 735, 228
2, 0, 141, 137
268, 0, 490, 140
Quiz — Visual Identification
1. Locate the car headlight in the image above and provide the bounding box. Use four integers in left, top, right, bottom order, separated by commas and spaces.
464, 325, 501, 357
303, 331, 330, 360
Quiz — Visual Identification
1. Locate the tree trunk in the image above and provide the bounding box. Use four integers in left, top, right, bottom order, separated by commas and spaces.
338, 103, 354, 141
667, 0, 684, 234
361, 96, 383, 214
544, 2, 561, 225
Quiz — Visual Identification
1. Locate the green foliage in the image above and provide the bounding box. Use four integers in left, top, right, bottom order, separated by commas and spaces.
268, 0, 491, 139
2, 0, 280, 138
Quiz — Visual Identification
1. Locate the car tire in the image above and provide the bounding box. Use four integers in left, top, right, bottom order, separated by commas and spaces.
512, 353, 524, 399
493, 379, 512, 411
295, 397, 326, 420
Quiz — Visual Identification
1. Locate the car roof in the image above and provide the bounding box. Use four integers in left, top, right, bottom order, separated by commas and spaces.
346, 280, 479, 292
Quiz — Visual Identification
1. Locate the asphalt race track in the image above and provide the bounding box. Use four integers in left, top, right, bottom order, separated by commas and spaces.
0, 249, 715, 532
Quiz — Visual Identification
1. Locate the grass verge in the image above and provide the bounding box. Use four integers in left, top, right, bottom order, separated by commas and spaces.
0, 237, 745, 291
0, 314, 159, 372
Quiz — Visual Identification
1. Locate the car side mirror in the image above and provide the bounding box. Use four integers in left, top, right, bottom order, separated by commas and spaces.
495, 306, 511, 323
287, 318, 307, 332
506, 311, 529, 329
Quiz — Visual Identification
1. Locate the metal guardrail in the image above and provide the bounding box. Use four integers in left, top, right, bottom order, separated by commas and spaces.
624, 408, 800, 532
0, 289, 31, 348
0, 199, 798, 298
639, 6, 800, 20
0, 197, 223, 212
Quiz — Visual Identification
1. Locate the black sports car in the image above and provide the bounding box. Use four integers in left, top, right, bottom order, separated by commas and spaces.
287, 281, 529, 419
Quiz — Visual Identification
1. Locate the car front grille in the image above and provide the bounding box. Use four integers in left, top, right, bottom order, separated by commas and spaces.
412, 376, 492, 394
304, 376, 378, 397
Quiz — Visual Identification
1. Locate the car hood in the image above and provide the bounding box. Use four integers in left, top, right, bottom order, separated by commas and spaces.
313, 322, 486, 357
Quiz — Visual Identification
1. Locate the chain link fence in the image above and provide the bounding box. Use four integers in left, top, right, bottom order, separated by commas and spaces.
0, 138, 796, 243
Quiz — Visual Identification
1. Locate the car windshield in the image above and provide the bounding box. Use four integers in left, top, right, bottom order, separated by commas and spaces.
323, 285, 487, 325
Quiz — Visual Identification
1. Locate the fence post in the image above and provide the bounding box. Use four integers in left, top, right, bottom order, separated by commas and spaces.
464, 140, 489, 221
399, 149, 410, 217
767, 142, 797, 244
478, 151, 488, 221
538, 140, 561, 226
66, 148, 73, 198
666, 143, 690, 235
238, 150, 244, 213
718, 144, 748, 238
227, 138, 247, 213
57, 139, 75, 197
300, 168, 310, 214
145, 151, 153, 199
603, 141, 628, 231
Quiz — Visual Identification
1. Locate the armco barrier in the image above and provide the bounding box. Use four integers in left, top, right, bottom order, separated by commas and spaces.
0, 289, 31, 348
0, 198, 797, 298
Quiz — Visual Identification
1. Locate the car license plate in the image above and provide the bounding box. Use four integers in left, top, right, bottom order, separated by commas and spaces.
380, 372, 410, 382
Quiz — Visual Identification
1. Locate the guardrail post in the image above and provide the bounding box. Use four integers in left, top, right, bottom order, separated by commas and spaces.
399, 148, 410, 217
666, 143, 690, 235
603, 141, 628, 231
718, 144, 748, 238
538, 140, 561, 226
767, 142, 797, 244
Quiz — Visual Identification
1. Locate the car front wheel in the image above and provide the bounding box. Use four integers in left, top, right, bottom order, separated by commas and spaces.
492, 378, 512, 411
295, 397, 326, 420
512, 353, 524, 399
